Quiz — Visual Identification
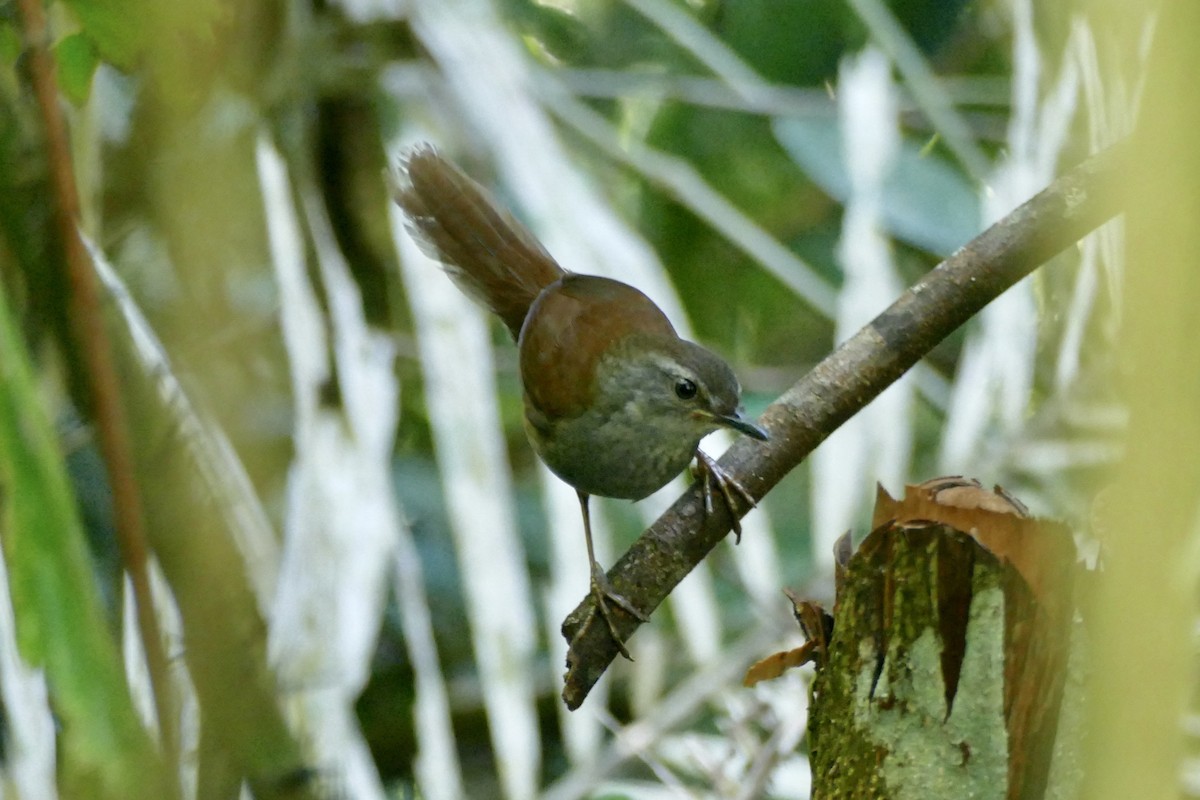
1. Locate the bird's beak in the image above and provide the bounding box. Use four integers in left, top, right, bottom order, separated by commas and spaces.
714, 411, 769, 441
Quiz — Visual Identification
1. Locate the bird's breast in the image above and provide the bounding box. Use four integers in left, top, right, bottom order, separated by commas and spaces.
524, 398, 700, 500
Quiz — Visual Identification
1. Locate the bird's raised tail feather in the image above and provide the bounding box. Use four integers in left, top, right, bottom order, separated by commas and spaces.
392, 145, 567, 339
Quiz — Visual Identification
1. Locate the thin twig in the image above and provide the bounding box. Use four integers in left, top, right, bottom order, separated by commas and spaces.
15, 0, 178, 776
622, 0, 773, 105
553, 68, 1011, 120
561, 144, 1125, 710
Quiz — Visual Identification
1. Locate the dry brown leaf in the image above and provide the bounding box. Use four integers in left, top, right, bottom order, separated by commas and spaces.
743, 593, 832, 686
743, 642, 819, 687
871, 477, 1074, 606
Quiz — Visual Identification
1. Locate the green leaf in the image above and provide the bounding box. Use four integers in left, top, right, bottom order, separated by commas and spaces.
60, 0, 148, 69
0, 280, 168, 799
0, 22, 19, 100
60, 0, 223, 70
0, 22, 20, 67
774, 115, 982, 256
55, 33, 100, 106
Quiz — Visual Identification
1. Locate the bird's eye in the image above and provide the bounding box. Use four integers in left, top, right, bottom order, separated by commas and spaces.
674, 378, 698, 400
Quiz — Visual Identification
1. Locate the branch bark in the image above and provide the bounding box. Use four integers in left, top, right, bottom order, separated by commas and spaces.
561, 145, 1124, 710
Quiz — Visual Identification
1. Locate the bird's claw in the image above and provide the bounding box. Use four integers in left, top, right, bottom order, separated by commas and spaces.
588, 561, 648, 661
694, 450, 757, 544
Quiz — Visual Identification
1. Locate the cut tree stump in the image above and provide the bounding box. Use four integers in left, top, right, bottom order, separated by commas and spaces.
803, 478, 1081, 800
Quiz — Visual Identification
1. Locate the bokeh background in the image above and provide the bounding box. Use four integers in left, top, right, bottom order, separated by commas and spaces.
0, 0, 1166, 798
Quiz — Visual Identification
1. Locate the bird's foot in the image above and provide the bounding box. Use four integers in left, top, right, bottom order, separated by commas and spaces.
588, 561, 649, 661
694, 449, 757, 544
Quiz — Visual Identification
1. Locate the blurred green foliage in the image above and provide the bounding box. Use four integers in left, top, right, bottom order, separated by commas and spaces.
53, 32, 98, 104
0, 278, 168, 800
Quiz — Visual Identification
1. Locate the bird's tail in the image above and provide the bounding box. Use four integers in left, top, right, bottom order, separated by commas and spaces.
392, 145, 566, 339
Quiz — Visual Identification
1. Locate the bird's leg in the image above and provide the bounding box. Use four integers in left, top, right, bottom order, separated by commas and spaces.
693, 449, 758, 544
577, 491, 648, 660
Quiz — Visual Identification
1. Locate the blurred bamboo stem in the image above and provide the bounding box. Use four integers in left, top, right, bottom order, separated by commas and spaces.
390, 116, 541, 798
1083, 3, 1198, 796
259, 138, 394, 800
622, 0, 774, 104
846, 0, 992, 181
15, 0, 177, 775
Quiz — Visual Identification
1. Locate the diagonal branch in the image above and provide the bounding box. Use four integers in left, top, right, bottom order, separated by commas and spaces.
561, 144, 1125, 710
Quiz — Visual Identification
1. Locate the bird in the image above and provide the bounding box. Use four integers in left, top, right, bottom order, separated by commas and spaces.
391, 145, 768, 658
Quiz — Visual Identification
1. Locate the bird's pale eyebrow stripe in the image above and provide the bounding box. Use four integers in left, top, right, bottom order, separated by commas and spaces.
646, 353, 700, 384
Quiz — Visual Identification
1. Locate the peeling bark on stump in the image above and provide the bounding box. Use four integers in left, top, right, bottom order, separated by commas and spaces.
806, 480, 1079, 800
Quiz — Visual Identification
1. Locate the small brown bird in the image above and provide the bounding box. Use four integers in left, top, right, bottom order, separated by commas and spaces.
392, 145, 768, 657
